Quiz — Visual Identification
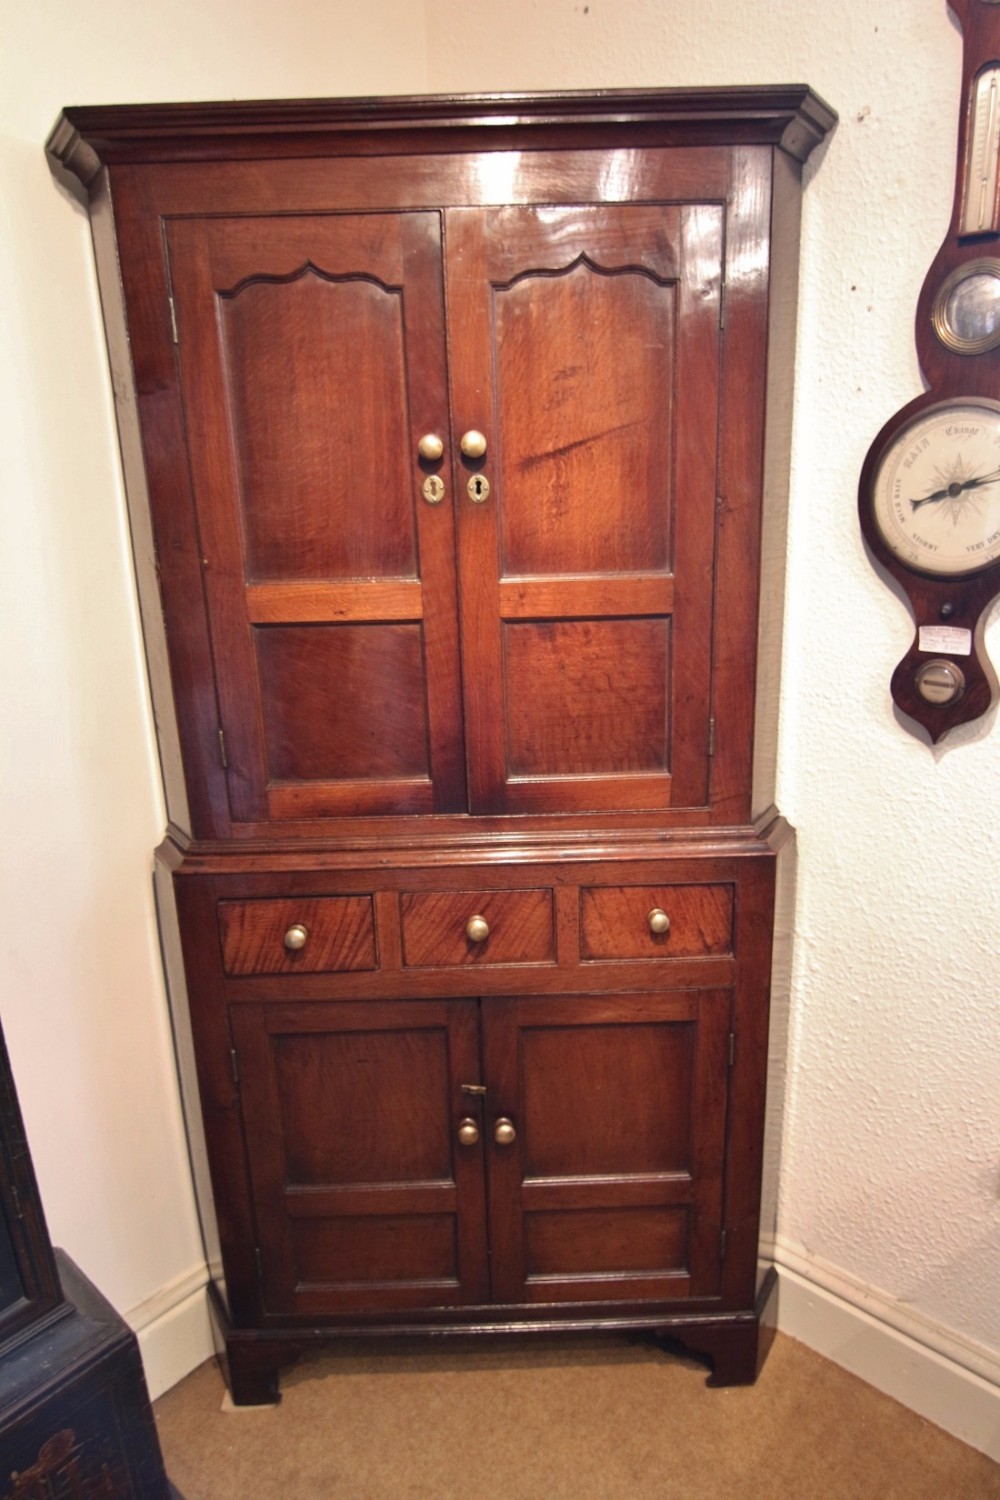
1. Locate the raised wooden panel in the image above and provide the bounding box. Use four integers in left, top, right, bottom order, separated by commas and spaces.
400, 888, 554, 967
580, 884, 734, 962
231, 1001, 490, 1315
255, 623, 430, 783
503, 618, 669, 778
218, 895, 375, 975
518, 1020, 695, 1178
272, 1028, 450, 1183
482, 992, 729, 1304
221, 270, 416, 582
524, 1207, 689, 1278
291, 1216, 458, 1285
496, 261, 673, 577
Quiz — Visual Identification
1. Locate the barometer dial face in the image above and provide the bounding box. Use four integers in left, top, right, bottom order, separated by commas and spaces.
871, 401, 1000, 576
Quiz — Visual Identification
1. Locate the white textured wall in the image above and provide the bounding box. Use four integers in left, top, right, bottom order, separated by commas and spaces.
1, 0, 997, 1404
424, 0, 1000, 1363
0, 0, 428, 1375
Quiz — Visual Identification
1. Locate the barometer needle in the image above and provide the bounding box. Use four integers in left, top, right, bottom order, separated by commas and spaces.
910, 466, 1000, 510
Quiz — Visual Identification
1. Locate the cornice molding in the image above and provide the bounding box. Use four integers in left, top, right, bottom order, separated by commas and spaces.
46, 85, 837, 191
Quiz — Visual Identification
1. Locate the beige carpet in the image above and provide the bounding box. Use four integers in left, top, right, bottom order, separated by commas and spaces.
154, 1331, 999, 1499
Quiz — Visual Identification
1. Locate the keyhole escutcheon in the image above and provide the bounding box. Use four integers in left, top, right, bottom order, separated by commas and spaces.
467, 474, 491, 504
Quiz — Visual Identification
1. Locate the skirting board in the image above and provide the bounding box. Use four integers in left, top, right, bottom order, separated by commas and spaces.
129, 1248, 1000, 1460
771, 1235, 1000, 1461
127, 1260, 214, 1401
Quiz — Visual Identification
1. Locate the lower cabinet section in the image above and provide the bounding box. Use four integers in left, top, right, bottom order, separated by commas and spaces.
230, 991, 730, 1319
160, 839, 786, 1403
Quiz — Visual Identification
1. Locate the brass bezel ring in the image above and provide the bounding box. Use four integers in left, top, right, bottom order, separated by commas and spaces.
932, 257, 1000, 355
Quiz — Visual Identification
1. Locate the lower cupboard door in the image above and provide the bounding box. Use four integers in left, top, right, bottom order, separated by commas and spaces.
229, 999, 490, 1317
481, 991, 730, 1305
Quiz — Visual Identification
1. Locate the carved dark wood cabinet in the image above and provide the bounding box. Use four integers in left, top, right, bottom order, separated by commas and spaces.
47, 87, 835, 1404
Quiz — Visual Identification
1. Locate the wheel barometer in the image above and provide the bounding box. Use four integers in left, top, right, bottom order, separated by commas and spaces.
859, 0, 1000, 739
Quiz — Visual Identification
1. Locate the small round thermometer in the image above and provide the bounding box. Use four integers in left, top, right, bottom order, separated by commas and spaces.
871, 400, 1000, 576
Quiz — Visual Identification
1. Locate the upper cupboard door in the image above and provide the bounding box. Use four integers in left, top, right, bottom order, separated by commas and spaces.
447, 204, 723, 816
166, 213, 466, 823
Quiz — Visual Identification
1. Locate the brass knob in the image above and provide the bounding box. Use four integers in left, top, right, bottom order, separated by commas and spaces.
284, 923, 309, 951
457, 1117, 480, 1146
418, 433, 444, 462
494, 1117, 517, 1146
460, 429, 487, 459
647, 908, 671, 936
466, 914, 490, 943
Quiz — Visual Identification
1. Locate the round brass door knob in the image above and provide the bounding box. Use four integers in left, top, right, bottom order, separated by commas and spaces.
284, 923, 309, 951
647, 908, 671, 935
457, 1117, 480, 1146
460, 429, 487, 459
418, 433, 444, 461
466, 914, 490, 943
494, 1117, 517, 1146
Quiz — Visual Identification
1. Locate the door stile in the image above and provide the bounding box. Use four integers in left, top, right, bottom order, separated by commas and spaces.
666, 204, 724, 808
443, 208, 508, 812
166, 224, 270, 823
400, 212, 468, 812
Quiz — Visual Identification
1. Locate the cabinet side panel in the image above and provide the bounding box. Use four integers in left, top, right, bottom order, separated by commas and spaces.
758, 822, 797, 1276
153, 853, 221, 1292
710, 147, 774, 823
89, 170, 190, 834
753, 149, 806, 822
111, 166, 234, 838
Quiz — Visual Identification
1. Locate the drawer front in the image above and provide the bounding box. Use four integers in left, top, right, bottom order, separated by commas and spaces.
218, 896, 377, 975
400, 889, 554, 967
580, 884, 734, 961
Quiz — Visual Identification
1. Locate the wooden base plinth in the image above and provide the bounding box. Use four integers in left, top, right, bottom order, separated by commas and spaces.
210, 1270, 780, 1406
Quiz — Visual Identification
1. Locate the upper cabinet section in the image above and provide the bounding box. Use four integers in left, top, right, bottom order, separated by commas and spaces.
48, 89, 835, 845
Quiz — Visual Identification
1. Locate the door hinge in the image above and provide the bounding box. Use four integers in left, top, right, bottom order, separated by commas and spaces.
254, 1246, 264, 1282
9, 1183, 22, 1220
728, 1032, 735, 1067
218, 728, 228, 769
719, 281, 726, 331
708, 717, 716, 757
230, 1047, 240, 1087
168, 294, 179, 344
720, 1229, 728, 1262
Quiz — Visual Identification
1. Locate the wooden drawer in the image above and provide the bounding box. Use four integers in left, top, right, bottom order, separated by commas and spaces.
400, 889, 554, 967
218, 896, 377, 975
579, 884, 734, 961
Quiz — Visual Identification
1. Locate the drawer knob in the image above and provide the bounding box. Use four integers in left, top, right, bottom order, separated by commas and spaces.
460, 429, 487, 459
283, 923, 309, 951
417, 433, 444, 461
465, 914, 490, 943
647, 908, 671, 936
457, 1117, 480, 1146
494, 1117, 517, 1146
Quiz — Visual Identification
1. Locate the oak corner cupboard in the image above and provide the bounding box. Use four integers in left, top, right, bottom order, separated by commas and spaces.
46, 85, 835, 1405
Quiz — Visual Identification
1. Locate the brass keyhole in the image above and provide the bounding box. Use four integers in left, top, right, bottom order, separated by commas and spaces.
422, 475, 446, 505
467, 474, 490, 504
